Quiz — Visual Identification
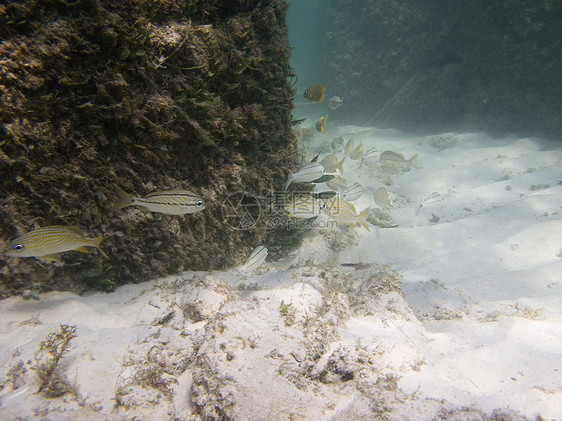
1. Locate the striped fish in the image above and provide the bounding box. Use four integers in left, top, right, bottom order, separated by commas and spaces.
325, 175, 348, 192
5, 226, 109, 262
237, 245, 268, 274
114, 187, 205, 215
324, 197, 371, 231
360, 147, 379, 168
285, 162, 325, 190
341, 182, 364, 202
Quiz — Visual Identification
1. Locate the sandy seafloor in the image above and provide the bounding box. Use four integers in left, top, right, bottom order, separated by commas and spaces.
0, 120, 561, 420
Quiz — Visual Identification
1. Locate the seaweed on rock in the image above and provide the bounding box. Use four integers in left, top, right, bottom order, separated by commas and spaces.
0, 0, 297, 297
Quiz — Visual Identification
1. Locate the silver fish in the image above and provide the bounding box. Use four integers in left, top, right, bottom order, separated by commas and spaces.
341, 182, 364, 202
5, 226, 108, 262
325, 175, 348, 192
238, 245, 268, 274
328, 96, 343, 110
349, 143, 364, 160
374, 187, 390, 210
320, 154, 345, 174
415, 192, 443, 216
114, 187, 205, 215
331, 136, 344, 153
285, 162, 325, 190
360, 147, 379, 168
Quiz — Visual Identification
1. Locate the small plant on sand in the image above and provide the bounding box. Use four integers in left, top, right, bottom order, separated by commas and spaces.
34, 324, 77, 397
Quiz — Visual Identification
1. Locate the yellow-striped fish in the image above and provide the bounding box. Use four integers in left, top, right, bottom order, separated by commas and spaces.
5, 226, 109, 261
237, 245, 268, 274
324, 198, 370, 231
114, 187, 205, 215
284, 196, 324, 219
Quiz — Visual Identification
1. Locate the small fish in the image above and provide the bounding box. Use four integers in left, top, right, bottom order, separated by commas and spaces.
344, 134, 355, 156
380, 150, 420, 170
328, 96, 343, 110
5, 226, 109, 262
320, 154, 345, 174
238, 245, 268, 274
349, 142, 364, 160
415, 192, 443, 216
114, 187, 205, 215
284, 196, 325, 219
360, 147, 379, 168
303, 84, 326, 103
374, 187, 390, 209
285, 162, 325, 190
341, 182, 364, 202
291, 118, 307, 126
326, 175, 348, 192
311, 174, 335, 184
324, 197, 370, 231
301, 126, 315, 143
331, 136, 344, 153
315, 114, 328, 133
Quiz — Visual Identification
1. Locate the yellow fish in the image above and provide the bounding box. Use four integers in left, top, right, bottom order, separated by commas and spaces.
114, 187, 205, 215
304, 84, 326, 103
5, 226, 109, 262
324, 198, 370, 231
315, 114, 328, 133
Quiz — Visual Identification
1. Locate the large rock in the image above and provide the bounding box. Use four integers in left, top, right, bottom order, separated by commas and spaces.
0, 0, 297, 297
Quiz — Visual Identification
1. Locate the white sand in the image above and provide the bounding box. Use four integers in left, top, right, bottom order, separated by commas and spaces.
1, 125, 561, 420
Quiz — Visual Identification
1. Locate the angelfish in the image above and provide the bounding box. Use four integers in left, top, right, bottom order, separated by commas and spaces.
285, 162, 325, 190
114, 187, 205, 215
5, 226, 109, 262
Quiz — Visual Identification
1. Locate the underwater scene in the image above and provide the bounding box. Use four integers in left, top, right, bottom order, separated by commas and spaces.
0, 0, 561, 419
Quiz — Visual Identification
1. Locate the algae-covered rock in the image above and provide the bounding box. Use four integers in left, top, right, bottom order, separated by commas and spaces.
0, 0, 297, 297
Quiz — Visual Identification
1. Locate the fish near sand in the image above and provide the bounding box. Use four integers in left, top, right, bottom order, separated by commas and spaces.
285, 162, 325, 190
324, 197, 370, 231
315, 114, 328, 133
304, 84, 326, 103
237, 245, 268, 274
360, 147, 379, 168
341, 182, 364, 202
349, 142, 364, 160
379, 150, 421, 172
320, 154, 345, 174
328, 96, 343, 110
114, 187, 205, 215
5, 226, 109, 262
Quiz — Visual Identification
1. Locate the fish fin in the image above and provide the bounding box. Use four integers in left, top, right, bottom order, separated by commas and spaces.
66, 226, 84, 235
358, 209, 371, 231
284, 173, 293, 190
76, 246, 90, 254
409, 154, 422, 169
43, 254, 62, 262
93, 235, 110, 259
113, 187, 134, 211
337, 157, 346, 174
311, 154, 320, 163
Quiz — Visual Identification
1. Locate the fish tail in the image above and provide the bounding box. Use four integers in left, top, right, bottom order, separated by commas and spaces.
284, 173, 293, 190
93, 235, 109, 259
358, 209, 371, 231
337, 157, 346, 174
409, 154, 422, 169
113, 187, 134, 211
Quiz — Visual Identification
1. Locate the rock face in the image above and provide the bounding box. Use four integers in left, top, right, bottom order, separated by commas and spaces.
325, 0, 562, 138
0, 0, 297, 297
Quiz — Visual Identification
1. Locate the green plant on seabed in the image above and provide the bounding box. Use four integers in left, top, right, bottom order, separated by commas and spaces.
34, 324, 77, 397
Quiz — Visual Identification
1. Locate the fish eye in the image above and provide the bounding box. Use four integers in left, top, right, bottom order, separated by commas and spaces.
12, 244, 24, 252
196, 200, 204, 207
